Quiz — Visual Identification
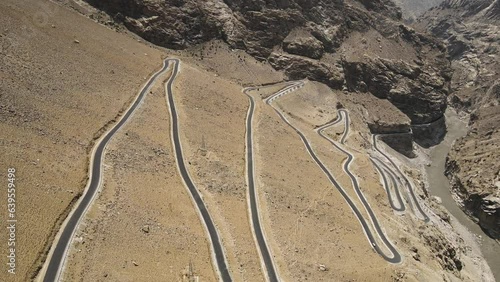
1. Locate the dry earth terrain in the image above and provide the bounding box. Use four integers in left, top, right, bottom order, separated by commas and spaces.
0, 0, 496, 282
61, 68, 218, 282
251, 82, 492, 281
0, 0, 164, 280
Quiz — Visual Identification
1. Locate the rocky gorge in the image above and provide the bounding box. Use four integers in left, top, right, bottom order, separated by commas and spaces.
417, 0, 499, 240
3, 0, 499, 280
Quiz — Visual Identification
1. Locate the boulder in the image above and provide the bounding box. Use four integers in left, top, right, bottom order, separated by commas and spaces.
283, 28, 324, 59
268, 52, 344, 89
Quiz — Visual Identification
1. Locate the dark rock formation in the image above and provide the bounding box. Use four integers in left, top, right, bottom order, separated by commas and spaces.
268, 52, 344, 89
368, 119, 411, 134
411, 116, 446, 148
283, 28, 324, 59
82, 0, 347, 57
380, 133, 415, 158
368, 117, 414, 157
357, 0, 403, 20
80, 0, 409, 58
446, 153, 500, 239
80, 0, 453, 146
419, 0, 500, 239
478, 196, 500, 237
343, 57, 448, 125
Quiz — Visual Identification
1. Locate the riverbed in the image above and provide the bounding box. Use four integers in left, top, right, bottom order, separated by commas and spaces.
426, 109, 500, 281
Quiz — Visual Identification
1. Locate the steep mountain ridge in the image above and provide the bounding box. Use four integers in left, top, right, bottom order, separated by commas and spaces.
81, 0, 403, 56
417, 0, 500, 239
441, 0, 500, 21
393, 0, 445, 20
79, 0, 451, 154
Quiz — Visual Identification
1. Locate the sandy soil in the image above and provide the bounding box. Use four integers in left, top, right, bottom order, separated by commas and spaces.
0, 0, 164, 280
249, 84, 395, 281
179, 40, 285, 87
62, 69, 218, 282
173, 63, 266, 282
1, 0, 493, 281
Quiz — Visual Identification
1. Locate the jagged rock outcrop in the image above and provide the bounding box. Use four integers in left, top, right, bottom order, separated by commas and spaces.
419, 225, 464, 273
368, 116, 414, 157
81, 0, 452, 147
441, 0, 500, 22
445, 103, 500, 238
80, 0, 408, 58
368, 119, 411, 134
380, 134, 415, 158
83, 0, 346, 57
418, 0, 500, 239
283, 28, 324, 59
357, 0, 403, 20
343, 56, 448, 125
411, 116, 446, 147
268, 52, 344, 89
478, 196, 500, 235
392, 0, 445, 21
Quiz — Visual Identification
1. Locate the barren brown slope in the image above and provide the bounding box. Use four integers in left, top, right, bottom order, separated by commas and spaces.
250, 84, 394, 281
250, 81, 492, 281
61, 68, 218, 282
1, 0, 496, 281
0, 0, 169, 280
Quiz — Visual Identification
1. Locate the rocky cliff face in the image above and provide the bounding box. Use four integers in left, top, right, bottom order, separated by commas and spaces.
417, 0, 500, 239
392, 0, 445, 20
80, 0, 451, 151
81, 0, 404, 59
343, 55, 448, 125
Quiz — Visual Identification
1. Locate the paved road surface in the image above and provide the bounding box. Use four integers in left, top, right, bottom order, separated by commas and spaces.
372, 134, 430, 222
315, 109, 402, 263
370, 157, 406, 212
42, 59, 171, 282
240, 81, 307, 282
164, 59, 232, 282
264, 89, 401, 263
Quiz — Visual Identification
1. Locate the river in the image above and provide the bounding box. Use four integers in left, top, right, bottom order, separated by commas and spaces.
426, 109, 500, 281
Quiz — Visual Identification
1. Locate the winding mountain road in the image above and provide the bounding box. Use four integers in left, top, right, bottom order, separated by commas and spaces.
41, 58, 233, 282
40, 59, 431, 282
263, 85, 401, 263
370, 157, 406, 212
164, 59, 232, 282
41, 59, 172, 282
240, 81, 307, 282
315, 109, 401, 263
242, 87, 280, 282
372, 134, 430, 222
